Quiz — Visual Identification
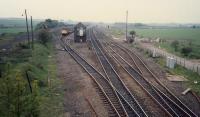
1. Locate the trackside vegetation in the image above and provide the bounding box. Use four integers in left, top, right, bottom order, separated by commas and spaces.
132, 44, 200, 94
0, 42, 64, 117
0, 19, 64, 117
155, 57, 200, 94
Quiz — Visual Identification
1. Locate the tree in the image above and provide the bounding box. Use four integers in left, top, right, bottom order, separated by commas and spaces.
37, 29, 52, 45
192, 25, 196, 29
35, 19, 60, 30
171, 40, 179, 51
0, 63, 39, 116
129, 30, 136, 38
0, 63, 15, 116
181, 47, 192, 56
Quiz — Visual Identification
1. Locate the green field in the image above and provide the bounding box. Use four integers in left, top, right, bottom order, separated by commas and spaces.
135, 28, 200, 42
111, 28, 200, 44
110, 28, 200, 59
0, 18, 41, 34
0, 18, 41, 27
0, 18, 26, 27
0, 27, 26, 33
0, 18, 41, 42
0, 28, 26, 43
133, 28, 200, 59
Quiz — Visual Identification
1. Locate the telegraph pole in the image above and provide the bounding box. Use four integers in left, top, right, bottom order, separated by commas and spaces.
126, 10, 128, 41
30, 16, 34, 49
25, 9, 30, 47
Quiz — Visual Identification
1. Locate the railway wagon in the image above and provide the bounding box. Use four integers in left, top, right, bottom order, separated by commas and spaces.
74, 22, 86, 42
61, 28, 69, 36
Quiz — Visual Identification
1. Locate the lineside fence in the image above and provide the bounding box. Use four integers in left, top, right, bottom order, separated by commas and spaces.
137, 43, 200, 75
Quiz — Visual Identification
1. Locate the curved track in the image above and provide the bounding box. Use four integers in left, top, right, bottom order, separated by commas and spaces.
60, 38, 127, 117
93, 28, 197, 117
89, 29, 148, 117
107, 43, 191, 116
111, 42, 198, 117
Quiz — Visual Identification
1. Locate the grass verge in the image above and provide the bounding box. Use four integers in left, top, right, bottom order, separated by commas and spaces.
36, 43, 64, 117
0, 42, 64, 116
155, 57, 200, 95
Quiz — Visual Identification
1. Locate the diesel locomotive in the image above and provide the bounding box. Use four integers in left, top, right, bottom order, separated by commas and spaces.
74, 22, 87, 42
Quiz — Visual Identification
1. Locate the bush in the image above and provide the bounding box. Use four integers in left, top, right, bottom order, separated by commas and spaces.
181, 47, 192, 56
35, 19, 64, 30
37, 29, 52, 45
17, 42, 30, 49
130, 30, 136, 38
0, 64, 39, 116
171, 40, 179, 51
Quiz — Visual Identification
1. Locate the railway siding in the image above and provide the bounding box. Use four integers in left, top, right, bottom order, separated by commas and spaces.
60, 38, 128, 117
90, 29, 147, 117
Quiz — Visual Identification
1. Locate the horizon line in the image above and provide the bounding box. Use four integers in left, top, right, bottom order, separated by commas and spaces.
0, 17, 200, 24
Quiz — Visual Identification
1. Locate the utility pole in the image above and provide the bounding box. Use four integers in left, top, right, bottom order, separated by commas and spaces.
126, 10, 128, 41
25, 9, 30, 47
30, 16, 34, 49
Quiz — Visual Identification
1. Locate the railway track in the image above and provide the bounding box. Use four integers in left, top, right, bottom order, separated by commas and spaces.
93, 28, 198, 116
102, 41, 197, 117
89, 29, 148, 117
100, 37, 200, 116
60, 38, 131, 117
110, 42, 198, 117
60, 27, 198, 116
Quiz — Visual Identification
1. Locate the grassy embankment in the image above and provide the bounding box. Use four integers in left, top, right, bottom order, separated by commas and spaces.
32, 43, 64, 117
131, 44, 200, 94
0, 18, 64, 116
0, 42, 64, 116
155, 57, 200, 94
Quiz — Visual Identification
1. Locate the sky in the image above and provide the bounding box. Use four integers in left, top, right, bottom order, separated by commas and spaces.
0, 0, 200, 23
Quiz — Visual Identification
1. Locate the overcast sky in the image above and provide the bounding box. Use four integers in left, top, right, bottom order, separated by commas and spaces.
0, 0, 200, 23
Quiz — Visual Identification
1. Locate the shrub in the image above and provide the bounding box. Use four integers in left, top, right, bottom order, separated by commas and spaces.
171, 40, 179, 51
0, 64, 39, 116
181, 47, 192, 56
37, 29, 52, 45
129, 30, 136, 38
35, 19, 63, 30
17, 42, 30, 49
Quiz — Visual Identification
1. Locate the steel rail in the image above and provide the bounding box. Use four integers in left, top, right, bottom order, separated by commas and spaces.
106, 43, 193, 117
59, 38, 127, 117
89, 28, 147, 117
103, 42, 174, 117
112, 42, 198, 117
88, 30, 140, 117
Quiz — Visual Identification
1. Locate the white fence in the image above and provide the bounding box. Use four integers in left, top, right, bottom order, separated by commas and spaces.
142, 46, 200, 75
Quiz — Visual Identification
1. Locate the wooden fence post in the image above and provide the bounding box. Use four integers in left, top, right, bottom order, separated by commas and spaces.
26, 71, 32, 93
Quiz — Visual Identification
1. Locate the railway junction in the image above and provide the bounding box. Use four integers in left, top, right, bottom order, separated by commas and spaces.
55, 26, 200, 117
